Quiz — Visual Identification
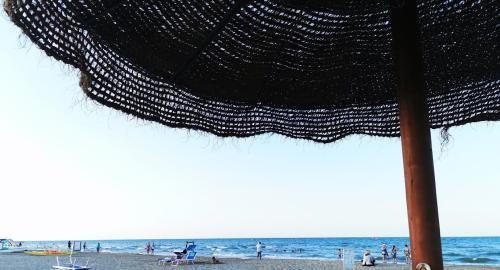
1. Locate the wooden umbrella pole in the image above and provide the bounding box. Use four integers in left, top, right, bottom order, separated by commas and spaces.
390, 1, 444, 270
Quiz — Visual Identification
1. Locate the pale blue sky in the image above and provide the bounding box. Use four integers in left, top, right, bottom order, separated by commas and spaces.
1, 16, 499, 241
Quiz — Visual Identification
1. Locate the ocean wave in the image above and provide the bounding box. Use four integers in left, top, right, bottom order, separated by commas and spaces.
207, 245, 227, 249
459, 257, 497, 264
207, 245, 228, 253
263, 255, 329, 261
444, 252, 463, 257
214, 253, 252, 259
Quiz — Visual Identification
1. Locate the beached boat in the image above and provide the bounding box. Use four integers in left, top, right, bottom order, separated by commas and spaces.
25, 250, 72, 256
0, 239, 26, 253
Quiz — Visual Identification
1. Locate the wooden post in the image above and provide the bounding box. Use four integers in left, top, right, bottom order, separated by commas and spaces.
390, 1, 444, 270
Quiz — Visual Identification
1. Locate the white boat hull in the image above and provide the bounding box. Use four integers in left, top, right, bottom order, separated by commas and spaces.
0, 248, 26, 253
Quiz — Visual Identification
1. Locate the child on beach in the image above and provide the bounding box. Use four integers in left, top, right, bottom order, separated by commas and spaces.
391, 245, 398, 264
145, 242, 151, 255
96, 242, 101, 253
381, 244, 388, 264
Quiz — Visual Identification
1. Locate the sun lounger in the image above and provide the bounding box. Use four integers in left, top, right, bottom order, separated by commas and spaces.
52, 265, 91, 270
159, 242, 197, 266
52, 256, 91, 270
172, 251, 197, 265
157, 257, 175, 266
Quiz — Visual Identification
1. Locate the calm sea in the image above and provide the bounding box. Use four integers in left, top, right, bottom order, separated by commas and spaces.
23, 237, 500, 266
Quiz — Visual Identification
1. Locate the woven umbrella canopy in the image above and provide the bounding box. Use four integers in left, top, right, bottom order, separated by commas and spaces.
4, 0, 499, 269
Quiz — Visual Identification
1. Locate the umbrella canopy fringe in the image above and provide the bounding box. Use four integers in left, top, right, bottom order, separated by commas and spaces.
79, 70, 92, 95
3, 0, 12, 18
440, 126, 451, 151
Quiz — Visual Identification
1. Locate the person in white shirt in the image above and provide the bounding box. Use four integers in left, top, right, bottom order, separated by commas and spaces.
256, 242, 263, 260
362, 250, 375, 266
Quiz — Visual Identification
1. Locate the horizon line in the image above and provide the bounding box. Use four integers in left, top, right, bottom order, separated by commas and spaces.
17, 235, 500, 242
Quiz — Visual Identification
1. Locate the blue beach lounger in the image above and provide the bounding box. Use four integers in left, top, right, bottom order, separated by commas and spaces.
159, 242, 197, 266
172, 251, 197, 265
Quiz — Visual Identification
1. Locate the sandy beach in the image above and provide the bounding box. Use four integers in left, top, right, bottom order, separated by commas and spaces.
1, 252, 499, 270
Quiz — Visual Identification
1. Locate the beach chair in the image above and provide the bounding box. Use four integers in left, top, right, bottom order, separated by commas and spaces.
172, 251, 197, 265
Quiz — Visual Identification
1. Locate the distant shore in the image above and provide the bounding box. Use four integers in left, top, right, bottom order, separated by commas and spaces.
1, 252, 499, 270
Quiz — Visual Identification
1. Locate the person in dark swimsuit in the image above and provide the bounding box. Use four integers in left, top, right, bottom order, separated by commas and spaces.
391, 245, 398, 264
381, 244, 388, 264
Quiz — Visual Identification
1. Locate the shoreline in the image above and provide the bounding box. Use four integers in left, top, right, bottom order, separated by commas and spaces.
1, 252, 499, 270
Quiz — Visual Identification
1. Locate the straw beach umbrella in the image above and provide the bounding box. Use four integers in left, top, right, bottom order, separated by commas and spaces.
4, 0, 499, 269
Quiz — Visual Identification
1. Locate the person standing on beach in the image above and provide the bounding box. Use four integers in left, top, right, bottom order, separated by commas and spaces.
403, 244, 411, 264
96, 242, 101, 253
338, 248, 343, 259
391, 245, 398, 264
151, 243, 155, 255
68, 241, 72, 250
256, 241, 263, 260
83, 242, 86, 252
145, 242, 151, 255
381, 244, 388, 264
